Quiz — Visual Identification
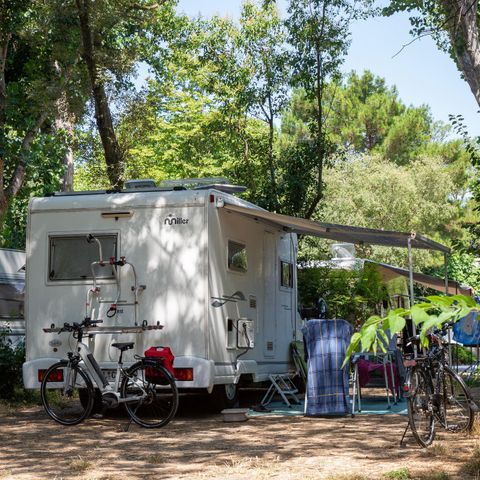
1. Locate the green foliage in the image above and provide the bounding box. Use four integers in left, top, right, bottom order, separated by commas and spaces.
383, 469, 411, 480
312, 154, 463, 269
452, 344, 475, 365
344, 294, 477, 365
298, 263, 388, 326
425, 252, 480, 292
0, 327, 25, 399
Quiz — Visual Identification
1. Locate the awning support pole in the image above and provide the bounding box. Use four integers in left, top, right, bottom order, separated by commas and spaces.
408, 236, 417, 357
445, 253, 453, 366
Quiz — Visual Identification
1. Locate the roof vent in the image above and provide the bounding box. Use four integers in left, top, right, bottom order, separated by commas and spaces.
124, 179, 157, 190
331, 243, 355, 260
159, 177, 246, 194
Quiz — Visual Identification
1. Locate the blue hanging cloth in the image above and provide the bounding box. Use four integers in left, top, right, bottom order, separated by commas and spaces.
301, 319, 353, 416
453, 310, 480, 347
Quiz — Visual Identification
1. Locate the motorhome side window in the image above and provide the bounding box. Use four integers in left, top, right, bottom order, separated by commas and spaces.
280, 261, 293, 288
228, 241, 247, 273
48, 234, 118, 281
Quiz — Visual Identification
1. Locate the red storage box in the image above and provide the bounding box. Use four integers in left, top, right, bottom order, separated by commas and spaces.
144, 346, 175, 383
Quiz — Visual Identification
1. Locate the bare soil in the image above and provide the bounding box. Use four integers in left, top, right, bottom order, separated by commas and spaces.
1, 391, 479, 480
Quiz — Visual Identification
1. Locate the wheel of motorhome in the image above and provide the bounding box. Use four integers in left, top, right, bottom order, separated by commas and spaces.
120, 361, 179, 428
40, 361, 94, 425
210, 383, 239, 411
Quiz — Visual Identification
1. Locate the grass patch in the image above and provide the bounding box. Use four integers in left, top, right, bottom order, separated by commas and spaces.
69, 455, 92, 474
383, 469, 411, 480
146, 454, 164, 465
423, 443, 448, 457
461, 445, 480, 477
0, 388, 41, 410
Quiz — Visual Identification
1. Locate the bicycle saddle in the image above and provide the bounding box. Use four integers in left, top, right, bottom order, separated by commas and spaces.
112, 342, 134, 352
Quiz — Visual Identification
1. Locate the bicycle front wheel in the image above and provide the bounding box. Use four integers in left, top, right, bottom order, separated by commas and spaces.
121, 361, 178, 428
408, 367, 435, 447
40, 361, 94, 426
442, 366, 475, 433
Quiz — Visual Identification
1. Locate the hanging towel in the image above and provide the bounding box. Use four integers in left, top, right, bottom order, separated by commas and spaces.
302, 319, 353, 416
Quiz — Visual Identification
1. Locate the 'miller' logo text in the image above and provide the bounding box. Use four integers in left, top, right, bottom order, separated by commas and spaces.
164, 214, 189, 225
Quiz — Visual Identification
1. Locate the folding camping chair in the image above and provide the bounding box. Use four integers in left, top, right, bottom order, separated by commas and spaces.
291, 340, 307, 390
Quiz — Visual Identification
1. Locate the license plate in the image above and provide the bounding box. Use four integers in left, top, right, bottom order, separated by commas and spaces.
103, 369, 117, 382
403, 360, 416, 367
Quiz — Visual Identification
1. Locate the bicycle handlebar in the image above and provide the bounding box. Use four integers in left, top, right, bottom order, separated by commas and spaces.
59, 318, 103, 334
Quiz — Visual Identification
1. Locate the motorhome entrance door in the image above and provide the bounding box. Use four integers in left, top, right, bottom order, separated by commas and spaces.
263, 231, 276, 357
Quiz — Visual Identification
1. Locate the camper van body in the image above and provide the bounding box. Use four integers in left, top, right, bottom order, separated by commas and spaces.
0, 249, 25, 347
23, 188, 298, 395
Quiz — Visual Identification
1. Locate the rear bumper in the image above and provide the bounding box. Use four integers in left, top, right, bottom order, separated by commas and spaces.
23, 356, 216, 390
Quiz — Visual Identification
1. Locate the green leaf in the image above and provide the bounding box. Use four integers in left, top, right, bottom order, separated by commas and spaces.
419, 316, 440, 343
360, 324, 377, 352
451, 295, 476, 308
425, 295, 454, 307
411, 305, 430, 326
387, 311, 406, 334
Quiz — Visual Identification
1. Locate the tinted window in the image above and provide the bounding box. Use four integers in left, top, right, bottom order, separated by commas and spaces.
228, 241, 247, 273
49, 235, 117, 281
280, 261, 293, 288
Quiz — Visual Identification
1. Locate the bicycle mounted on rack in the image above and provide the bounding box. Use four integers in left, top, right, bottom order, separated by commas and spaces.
401, 321, 477, 447
40, 234, 178, 428
40, 317, 178, 428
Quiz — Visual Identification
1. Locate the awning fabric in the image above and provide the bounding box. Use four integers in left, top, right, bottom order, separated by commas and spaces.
365, 261, 472, 296
222, 202, 450, 253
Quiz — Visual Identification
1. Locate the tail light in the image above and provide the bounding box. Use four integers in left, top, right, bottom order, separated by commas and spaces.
174, 368, 194, 381
403, 384, 410, 392
38, 369, 64, 383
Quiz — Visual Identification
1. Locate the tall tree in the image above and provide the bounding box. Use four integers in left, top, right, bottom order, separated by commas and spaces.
239, 1, 290, 210
0, 1, 84, 226
285, 0, 353, 218
385, 1, 480, 108
74, 0, 174, 189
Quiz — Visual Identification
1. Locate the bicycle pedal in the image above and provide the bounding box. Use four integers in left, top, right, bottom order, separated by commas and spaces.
92, 413, 104, 419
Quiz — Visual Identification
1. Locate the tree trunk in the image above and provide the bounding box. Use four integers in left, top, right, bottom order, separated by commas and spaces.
443, 0, 480, 107
6, 111, 49, 200
0, 35, 10, 126
76, 0, 124, 188
55, 91, 75, 192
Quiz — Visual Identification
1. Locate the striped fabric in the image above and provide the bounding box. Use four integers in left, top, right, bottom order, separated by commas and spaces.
302, 319, 352, 416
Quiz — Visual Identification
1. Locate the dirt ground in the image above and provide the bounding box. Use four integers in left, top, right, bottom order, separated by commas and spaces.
1, 391, 480, 480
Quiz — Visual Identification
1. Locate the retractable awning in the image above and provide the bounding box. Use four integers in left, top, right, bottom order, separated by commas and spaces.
365, 261, 472, 296
222, 202, 450, 253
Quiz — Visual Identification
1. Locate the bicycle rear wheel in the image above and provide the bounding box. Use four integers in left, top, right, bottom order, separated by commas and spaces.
41, 361, 94, 426
121, 361, 178, 428
408, 367, 435, 447
442, 366, 475, 433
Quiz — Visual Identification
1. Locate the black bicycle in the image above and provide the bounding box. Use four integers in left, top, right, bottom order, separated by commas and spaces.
402, 324, 476, 447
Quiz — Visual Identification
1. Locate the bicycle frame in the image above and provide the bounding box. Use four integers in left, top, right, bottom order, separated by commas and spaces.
66, 338, 145, 405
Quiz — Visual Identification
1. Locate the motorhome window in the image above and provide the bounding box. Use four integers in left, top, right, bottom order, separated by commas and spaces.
0, 281, 24, 318
48, 235, 117, 281
280, 261, 293, 288
228, 241, 247, 273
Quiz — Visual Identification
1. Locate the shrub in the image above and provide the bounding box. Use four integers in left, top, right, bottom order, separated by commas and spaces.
0, 327, 25, 399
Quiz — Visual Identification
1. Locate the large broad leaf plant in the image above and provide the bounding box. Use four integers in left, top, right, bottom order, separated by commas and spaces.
344, 294, 478, 366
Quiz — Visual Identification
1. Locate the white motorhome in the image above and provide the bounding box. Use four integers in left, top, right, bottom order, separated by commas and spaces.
0, 249, 25, 347
23, 180, 298, 408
